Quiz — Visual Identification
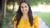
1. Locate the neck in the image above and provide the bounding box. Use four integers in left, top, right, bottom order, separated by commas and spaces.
22, 13, 28, 18
22, 14, 29, 19
23, 13, 28, 16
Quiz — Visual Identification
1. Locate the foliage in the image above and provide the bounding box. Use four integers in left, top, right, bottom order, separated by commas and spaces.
7, 0, 50, 6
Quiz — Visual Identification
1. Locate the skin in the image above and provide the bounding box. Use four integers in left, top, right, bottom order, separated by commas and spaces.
21, 2, 29, 19
21, 2, 29, 15
13, 2, 29, 28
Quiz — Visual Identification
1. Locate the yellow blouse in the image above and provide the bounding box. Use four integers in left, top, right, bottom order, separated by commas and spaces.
12, 16, 39, 28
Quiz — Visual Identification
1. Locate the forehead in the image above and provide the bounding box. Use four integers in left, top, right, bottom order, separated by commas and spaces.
21, 2, 28, 6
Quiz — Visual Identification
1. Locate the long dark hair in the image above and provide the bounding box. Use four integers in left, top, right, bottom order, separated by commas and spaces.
16, 1, 33, 26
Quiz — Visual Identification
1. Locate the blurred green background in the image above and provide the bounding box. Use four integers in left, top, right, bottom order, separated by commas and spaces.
1, 0, 50, 28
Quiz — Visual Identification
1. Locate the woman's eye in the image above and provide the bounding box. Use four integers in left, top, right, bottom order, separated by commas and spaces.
25, 6, 27, 8
21, 6, 23, 8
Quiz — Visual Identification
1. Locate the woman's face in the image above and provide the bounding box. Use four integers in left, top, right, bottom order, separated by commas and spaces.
21, 2, 29, 14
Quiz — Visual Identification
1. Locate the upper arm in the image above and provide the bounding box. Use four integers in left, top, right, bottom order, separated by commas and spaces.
12, 15, 17, 28
12, 15, 17, 24
32, 16, 39, 28
34, 16, 39, 26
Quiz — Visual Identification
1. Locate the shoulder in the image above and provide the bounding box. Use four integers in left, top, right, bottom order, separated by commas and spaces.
32, 16, 39, 23
12, 15, 17, 24
33, 16, 39, 19
12, 15, 16, 21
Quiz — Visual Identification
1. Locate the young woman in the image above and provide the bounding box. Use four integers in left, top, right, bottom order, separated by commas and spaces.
12, 1, 39, 28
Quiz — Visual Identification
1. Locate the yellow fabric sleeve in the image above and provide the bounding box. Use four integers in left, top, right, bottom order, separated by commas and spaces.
32, 16, 39, 28
12, 15, 17, 24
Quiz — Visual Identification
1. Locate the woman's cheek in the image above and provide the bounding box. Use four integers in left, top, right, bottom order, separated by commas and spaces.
24, 9, 28, 13
25, 9, 28, 12
21, 9, 24, 13
25, 8, 29, 12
